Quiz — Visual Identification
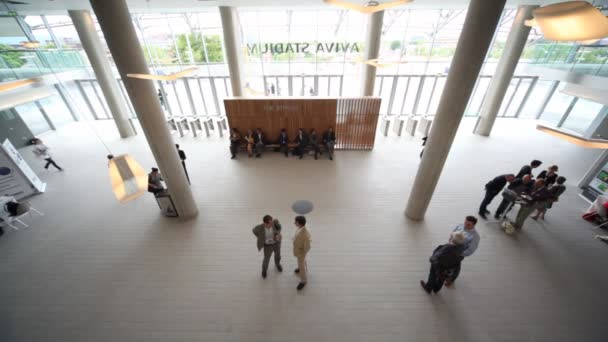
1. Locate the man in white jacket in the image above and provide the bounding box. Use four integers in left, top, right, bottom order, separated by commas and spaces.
293, 215, 311, 291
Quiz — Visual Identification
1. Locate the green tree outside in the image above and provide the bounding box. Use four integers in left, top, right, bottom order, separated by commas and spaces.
175, 33, 224, 63
0, 44, 26, 68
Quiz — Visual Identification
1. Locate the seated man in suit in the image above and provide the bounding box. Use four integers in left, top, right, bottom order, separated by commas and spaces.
278, 128, 289, 157
295, 128, 309, 160
322, 127, 336, 160
254, 128, 265, 158
309, 129, 320, 160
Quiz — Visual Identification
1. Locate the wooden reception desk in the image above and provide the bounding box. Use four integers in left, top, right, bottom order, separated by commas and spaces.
224, 97, 381, 150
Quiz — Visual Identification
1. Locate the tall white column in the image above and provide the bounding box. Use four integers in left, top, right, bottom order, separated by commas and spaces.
361, 11, 384, 96
219, 6, 244, 97
90, 0, 198, 219
474, 5, 537, 136
405, 0, 506, 221
69, 10, 135, 139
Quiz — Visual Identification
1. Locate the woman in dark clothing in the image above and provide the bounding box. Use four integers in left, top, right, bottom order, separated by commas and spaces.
531, 176, 567, 220
537, 165, 559, 186
420, 232, 465, 294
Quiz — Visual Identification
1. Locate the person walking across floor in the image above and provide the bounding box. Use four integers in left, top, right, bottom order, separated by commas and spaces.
309, 128, 320, 160
515, 159, 542, 179
444, 216, 480, 287
531, 176, 567, 220
252, 215, 283, 278
32, 138, 63, 171
420, 231, 465, 294
295, 128, 308, 160
322, 127, 336, 160
293, 215, 311, 290
229, 128, 241, 159
279, 128, 289, 157
478, 174, 515, 219
175, 144, 190, 184
537, 165, 559, 186
494, 174, 534, 219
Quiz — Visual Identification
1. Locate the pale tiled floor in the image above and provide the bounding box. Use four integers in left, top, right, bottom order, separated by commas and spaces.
1, 118, 607, 342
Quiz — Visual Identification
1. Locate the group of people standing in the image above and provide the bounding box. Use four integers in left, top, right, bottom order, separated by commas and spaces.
478, 160, 567, 230
252, 214, 312, 291
229, 127, 336, 161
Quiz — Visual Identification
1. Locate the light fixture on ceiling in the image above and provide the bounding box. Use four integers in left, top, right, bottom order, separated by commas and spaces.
126, 67, 198, 81
108, 154, 148, 203
363, 58, 407, 68
20, 40, 40, 49
323, 0, 413, 14
525, 1, 608, 42
352, 57, 406, 68
536, 124, 608, 149
0, 78, 39, 92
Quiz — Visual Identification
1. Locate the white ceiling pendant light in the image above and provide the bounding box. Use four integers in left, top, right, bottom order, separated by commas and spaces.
324, 0, 413, 14
531, 1, 608, 41
363, 58, 407, 68
108, 154, 148, 203
20, 41, 40, 49
126, 67, 198, 81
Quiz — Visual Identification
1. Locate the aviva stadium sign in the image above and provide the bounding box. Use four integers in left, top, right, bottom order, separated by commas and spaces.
246, 42, 361, 55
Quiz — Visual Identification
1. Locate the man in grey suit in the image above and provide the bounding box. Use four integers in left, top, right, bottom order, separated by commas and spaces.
252, 215, 283, 278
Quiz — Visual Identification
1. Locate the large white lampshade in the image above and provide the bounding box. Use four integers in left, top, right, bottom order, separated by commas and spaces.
108, 154, 148, 203
533, 1, 608, 41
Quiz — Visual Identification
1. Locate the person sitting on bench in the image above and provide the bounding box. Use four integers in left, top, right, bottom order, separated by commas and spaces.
295, 128, 308, 160
148, 167, 165, 195
245, 129, 255, 158
310, 129, 320, 160
254, 128, 265, 158
279, 128, 289, 157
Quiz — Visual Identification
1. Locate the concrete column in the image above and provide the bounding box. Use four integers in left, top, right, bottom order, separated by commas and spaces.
90, 0, 198, 219
69, 10, 135, 139
474, 5, 537, 136
219, 6, 244, 97
405, 0, 506, 221
361, 11, 384, 96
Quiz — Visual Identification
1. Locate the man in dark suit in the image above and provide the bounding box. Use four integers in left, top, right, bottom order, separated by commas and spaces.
479, 174, 515, 219
322, 127, 336, 160
309, 129, 320, 160
252, 215, 283, 278
494, 174, 534, 219
515, 160, 542, 179
278, 128, 289, 157
175, 144, 189, 184
295, 128, 309, 160
254, 128, 265, 158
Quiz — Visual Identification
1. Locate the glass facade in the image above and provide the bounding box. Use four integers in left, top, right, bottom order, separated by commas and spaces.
0, 7, 603, 140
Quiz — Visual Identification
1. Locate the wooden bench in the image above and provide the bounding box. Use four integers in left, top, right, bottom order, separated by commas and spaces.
236, 142, 329, 155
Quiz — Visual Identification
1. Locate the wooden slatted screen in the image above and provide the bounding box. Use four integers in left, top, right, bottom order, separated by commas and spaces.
224, 97, 381, 150
336, 97, 381, 150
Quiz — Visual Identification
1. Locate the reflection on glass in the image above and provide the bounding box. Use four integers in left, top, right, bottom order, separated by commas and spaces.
561, 98, 604, 134
14, 102, 50, 135
540, 83, 574, 126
